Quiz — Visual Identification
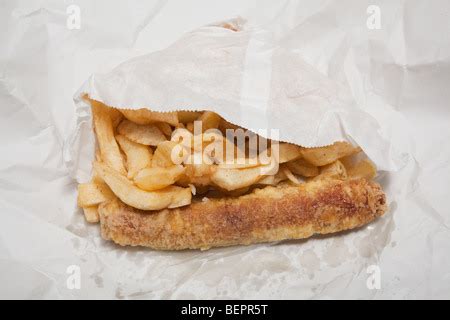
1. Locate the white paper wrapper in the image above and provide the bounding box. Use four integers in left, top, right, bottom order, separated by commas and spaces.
69, 18, 406, 184
1, 0, 449, 300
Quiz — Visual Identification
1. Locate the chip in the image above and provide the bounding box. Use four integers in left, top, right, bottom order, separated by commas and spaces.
346, 159, 377, 180
134, 165, 185, 191
121, 109, 178, 126
211, 166, 264, 191
198, 111, 221, 132
83, 206, 100, 224
80, 105, 377, 219
152, 141, 183, 167
257, 170, 287, 185
276, 143, 303, 163
286, 158, 319, 177
177, 111, 202, 123
301, 142, 361, 166
77, 181, 115, 207
317, 160, 348, 180
116, 135, 153, 179
156, 122, 173, 138
91, 101, 126, 175
94, 162, 191, 211
117, 120, 167, 146
282, 167, 301, 185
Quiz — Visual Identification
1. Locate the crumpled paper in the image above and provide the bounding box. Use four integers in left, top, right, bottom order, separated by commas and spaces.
1, 0, 449, 299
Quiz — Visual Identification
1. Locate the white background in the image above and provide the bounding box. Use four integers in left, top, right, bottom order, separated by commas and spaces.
0, 0, 449, 299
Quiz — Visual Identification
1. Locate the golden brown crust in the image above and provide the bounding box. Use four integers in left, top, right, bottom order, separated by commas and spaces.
98, 178, 387, 250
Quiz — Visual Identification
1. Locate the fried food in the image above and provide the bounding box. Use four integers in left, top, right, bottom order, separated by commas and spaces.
347, 159, 377, 180
117, 120, 167, 146
98, 178, 386, 250
276, 143, 303, 163
286, 158, 319, 177
77, 181, 115, 207
198, 111, 221, 132
83, 206, 100, 224
177, 111, 202, 123
91, 100, 127, 175
151, 141, 181, 167
318, 160, 348, 180
121, 109, 178, 126
134, 165, 185, 191
94, 162, 191, 211
301, 142, 361, 166
115, 135, 153, 179
78, 101, 387, 250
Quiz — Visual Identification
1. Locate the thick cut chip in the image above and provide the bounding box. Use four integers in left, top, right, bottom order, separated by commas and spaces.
95, 149, 102, 163
198, 111, 221, 132
152, 141, 183, 167
168, 189, 193, 209
171, 128, 194, 148
134, 166, 185, 191
107, 107, 124, 129
117, 120, 167, 146
191, 134, 206, 152
177, 163, 215, 187
282, 167, 302, 185
178, 111, 202, 123
156, 122, 173, 138
218, 119, 241, 134
91, 101, 126, 175
217, 158, 260, 169
89, 99, 123, 128
94, 162, 191, 211
186, 122, 195, 133
301, 142, 361, 166
347, 159, 377, 180
77, 182, 115, 207
186, 133, 224, 165
317, 160, 348, 180
181, 152, 215, 181
257, 170, 287, 185
286, 158, 319, 177
110, 110, 124, 129
185, 161, 214, 177
276, 143, 303, 163
115, 135, 153, 179
83, 206, 100, 224
226, 187, 251, 197
339, 154, 357, 169
216, 143, 261, 169
121, 109, 178, 126
212, 186, 251, 197
211, 166, 264, 191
